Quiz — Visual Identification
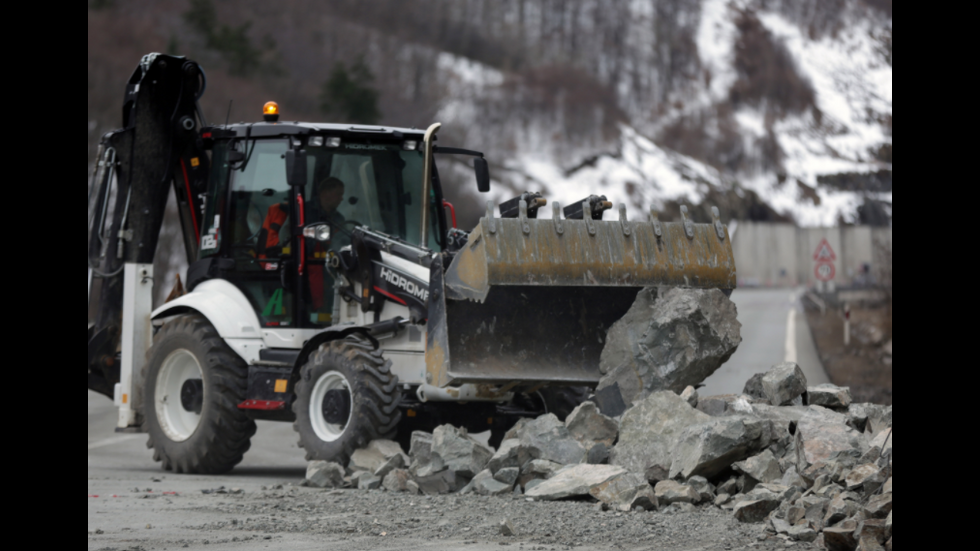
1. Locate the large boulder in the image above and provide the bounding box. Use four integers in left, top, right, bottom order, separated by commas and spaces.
761, 362, 808, 406
349, 440, 409, 473
669, 416, 767, 480
565, 402, 618, 447
594, 287, 741, 414
525, 464, 627, 500
431, 424, 494, 478
610, 391, 710, 475
514, 414, 586, 466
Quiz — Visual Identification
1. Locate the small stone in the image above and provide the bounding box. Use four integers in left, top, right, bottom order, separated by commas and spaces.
761, 362, 808, 406
881, 477, 891, 494
807, 384, 852, 408
733, 497, 781, 523
680, 386, 699, 408
846, 404, 870, 433
587, 442, 610, 464
845, 463, 886, 496
644, 463, 671, 485
786, 525, 817, 542
855, 519, 887, 545
717, 478, 739, 495
306, 461, 345, 488
589, 471, 657, 511
487, 439, 525, 474
357, 474, 382, 490
733, 449, 783, 484
413, 469, 458, 495
823, 526, 857, 551
687, 475, 716, 502
499, 518, 516, 536
864, 492, 892, 519
350, 440, 408, 473
856, 535, 885, 551
654, 480, 700, 505
471, 469, 514, 496
714, 493, 730, 506
565, 401, 619, 447
517, 414, 587, 465
786, 505, 806, 525
824, 493, 860, 526
374, 453, 406, 479
382, 469, 411, 492
742, 373, 767, 401
779, 466, 808, 490
494, 467, 519, 486
405, 480, 420, 495
431, 424, 494, 478
525, 464, 626, 500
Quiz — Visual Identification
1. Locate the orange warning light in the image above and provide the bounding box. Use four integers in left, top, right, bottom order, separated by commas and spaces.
263, 101, 280, 122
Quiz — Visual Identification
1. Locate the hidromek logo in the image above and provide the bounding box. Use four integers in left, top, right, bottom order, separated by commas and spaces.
379, 266, 429, 303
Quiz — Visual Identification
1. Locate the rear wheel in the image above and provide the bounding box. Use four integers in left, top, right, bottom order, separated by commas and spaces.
142, 315, 256, 474
292, 335, 401, 463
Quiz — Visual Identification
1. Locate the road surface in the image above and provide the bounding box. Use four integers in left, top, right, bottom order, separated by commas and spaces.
700, 287, 828, 397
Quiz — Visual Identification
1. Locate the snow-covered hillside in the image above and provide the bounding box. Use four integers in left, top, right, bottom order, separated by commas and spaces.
434, 0, 891, 226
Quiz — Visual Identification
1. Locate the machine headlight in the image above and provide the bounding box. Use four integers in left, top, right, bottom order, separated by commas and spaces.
403, 140, 418, 150
303, 223, 331, 242
309, 136, 324, 147
325, 136, 342, 148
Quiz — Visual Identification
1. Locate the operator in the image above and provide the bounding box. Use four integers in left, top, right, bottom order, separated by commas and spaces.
309, 176, 350, 252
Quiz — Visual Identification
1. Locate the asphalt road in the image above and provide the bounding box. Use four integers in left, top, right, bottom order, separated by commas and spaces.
699, 287, 828, 397
87, 287, 828, 550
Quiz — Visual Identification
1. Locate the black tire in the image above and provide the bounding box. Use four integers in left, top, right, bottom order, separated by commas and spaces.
292, 335, 401, 463
142, 315, 256, 474
539, 386, 591, 421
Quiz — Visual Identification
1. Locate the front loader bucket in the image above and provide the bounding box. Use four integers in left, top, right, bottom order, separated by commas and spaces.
425, 201, 736, 389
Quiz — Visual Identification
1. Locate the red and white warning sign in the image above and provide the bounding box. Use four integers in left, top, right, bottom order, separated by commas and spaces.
813, 238, 836, 282
812, 238, 836, 262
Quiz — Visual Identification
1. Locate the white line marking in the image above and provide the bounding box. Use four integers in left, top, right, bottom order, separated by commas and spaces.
88, 434, 140, 450
784, 308, 797, 364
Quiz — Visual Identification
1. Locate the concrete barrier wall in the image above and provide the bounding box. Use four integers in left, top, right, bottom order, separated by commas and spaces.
731, 222, 892, 288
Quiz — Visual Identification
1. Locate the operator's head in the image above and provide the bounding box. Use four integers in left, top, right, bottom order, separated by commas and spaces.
317, 177, 345, 214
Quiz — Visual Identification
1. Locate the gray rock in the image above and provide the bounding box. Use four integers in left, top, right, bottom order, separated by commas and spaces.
714, 493, 730, 506
349, 440, 408, 473
733, 497, 780, 523
864, 405, 892, 435
664, 502, 697, 513
696, 394, 738, 416
306, 461, 345, 488
524, 478, 546, 492
654, 480, 700, 505
845, 463, 885, 495
431, 424, 494, 477
525, 464, 627, 500
717, 478, 739, 495
565, 401, 619, 446
588, 471, 657, 511
825, 493, 860, 525
408, 431, 442, 477
408, 431, 432, 459
786, 504, 806, 525
357, 473, 382, 490
405, 480, 420, 495
794, 407, 869, 470
374, 453, 405, 479
761, 362, 808, 406
586, 442, 610, 464
808, 384, 853, 408
857, 535, 885, 551
611, 391, 710, 475
855, 519, 888, 545
413, 469, 458, 495
595, 287, 741, 411
487, 439, 525, 474
865, 492, 892, 519
382, 469, 411, 492
494, 467, 519, 486
349, 470, 369, 486
470, 469, 513, 496
669, 416, 765, 479
502, 418, 530, 442
885, 511, 892, 539
514, 414, 586, 466
869, 428, 892, 458
882, 477, 891, 494
680, 386, 699, 408
846, 403, 871, 433
521, 459, 563, 479
733, 449, 783, 484
687, 476, 715, 502
786, 525, 818, 543
742, 373, 767, 401
779, 466, 808, 490
499, 518, 516, 536
644, 463, 670, 485
823, 526, 857, 551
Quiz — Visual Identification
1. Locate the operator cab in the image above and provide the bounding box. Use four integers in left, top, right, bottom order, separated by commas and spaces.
193, 118, 445, 331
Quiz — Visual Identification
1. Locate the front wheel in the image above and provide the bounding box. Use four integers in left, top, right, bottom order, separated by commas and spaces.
142, 315, 256, 474
292, 335, 401, 463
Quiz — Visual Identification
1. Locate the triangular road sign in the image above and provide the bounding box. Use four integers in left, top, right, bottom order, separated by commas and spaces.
812, 238, 836, 261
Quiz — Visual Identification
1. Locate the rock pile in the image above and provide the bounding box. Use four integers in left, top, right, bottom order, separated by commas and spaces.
305, 363, 891, 550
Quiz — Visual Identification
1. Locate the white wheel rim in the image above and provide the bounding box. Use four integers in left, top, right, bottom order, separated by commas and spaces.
155, 348, 204, 442
310, 370, 352, 442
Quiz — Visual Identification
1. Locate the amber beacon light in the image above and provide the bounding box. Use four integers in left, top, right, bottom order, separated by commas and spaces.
263, 101, 280, 122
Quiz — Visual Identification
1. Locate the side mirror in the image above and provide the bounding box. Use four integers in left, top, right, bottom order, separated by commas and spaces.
474, 157, 490, 193
285, 149, 307, 188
